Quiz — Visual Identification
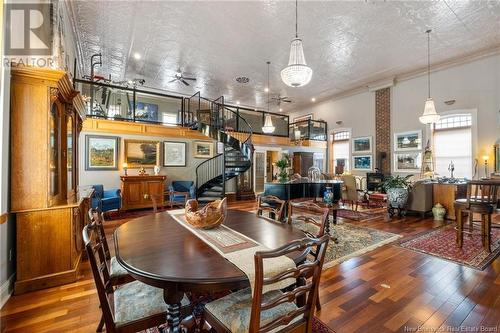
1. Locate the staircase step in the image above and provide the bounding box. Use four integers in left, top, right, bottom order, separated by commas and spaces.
198, 196, 223, 202
201, 190, 223, 197
209, 185, 223, 191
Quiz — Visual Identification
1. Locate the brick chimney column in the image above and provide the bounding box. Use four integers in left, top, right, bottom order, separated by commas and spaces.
375, 88, 391, 174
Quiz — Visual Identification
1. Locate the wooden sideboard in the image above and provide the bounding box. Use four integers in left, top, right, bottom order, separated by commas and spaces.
121, 175, 166, 210
433, 183, 467, 220
10, 66, 89, 294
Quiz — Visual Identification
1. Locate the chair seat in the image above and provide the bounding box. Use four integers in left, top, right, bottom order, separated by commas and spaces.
110, 256, 129, 279
205, 287, 300, 333
114, 281, 190, 325
454, 198, 495, 214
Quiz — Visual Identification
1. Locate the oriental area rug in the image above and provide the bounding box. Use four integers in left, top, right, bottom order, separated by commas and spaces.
399, 224, 500, 270
140, 316, 335, 333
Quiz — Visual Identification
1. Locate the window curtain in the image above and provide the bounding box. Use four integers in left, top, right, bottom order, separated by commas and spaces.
434, 127, 472, 178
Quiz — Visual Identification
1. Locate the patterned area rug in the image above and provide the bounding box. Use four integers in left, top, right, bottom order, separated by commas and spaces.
336, 208, 386, 222
292, 218, 401, 269
139, 316, 335, 332
399, 225, 500, 270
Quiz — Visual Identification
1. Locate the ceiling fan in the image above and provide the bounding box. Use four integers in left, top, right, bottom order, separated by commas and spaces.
169, 70, 196, 86
271, 95, 292, 106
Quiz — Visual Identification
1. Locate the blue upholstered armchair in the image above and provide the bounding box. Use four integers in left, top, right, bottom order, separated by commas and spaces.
167, 181, 195, 208
91, 185, 121, 212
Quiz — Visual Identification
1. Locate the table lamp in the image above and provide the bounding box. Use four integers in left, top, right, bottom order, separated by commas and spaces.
122, 162, 128, 176
482, 155, 489, 179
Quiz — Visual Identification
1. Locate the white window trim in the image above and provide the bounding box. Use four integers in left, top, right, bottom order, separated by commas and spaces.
330, 127, 352, 173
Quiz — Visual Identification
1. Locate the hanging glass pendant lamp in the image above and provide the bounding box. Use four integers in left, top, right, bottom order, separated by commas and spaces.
281, 0, 312, 88
262, 61, 276, 134
419, 29, 440, 124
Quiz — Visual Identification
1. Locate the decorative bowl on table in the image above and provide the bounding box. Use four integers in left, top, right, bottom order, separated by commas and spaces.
185, 198, 227, 229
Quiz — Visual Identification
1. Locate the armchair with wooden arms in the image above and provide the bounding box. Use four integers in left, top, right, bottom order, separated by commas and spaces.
167, 181, 195, 208
91, 184, 121, 213
340, 175, 366, 211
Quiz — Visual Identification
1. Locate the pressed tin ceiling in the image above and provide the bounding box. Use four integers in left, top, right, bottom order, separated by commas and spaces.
68, 1, 500, 112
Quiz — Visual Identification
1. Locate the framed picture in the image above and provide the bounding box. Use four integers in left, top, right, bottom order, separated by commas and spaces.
124, 139, 160, 168
293, 114, 313, 123
163, 141, 186, 167
352, 155, 372, 171
85, 135, 119, 170
193, 141, 214, 158
394, 152, 422, 172
352, 136, 372, 154
394, 130, 422, 151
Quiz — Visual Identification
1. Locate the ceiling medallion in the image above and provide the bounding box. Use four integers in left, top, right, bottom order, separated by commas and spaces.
419, 29, 440, 125
262, 61, 275, 134
281, 0, 313, 88
235, 76, 250, 84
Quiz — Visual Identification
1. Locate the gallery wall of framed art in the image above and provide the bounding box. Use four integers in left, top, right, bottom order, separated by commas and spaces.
393, 130, 422, 173
351, 136, 373, 171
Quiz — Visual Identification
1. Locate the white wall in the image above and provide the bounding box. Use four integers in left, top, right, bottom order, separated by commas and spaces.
79, 131, 212, 190
289, 91, 375, 176
290, 53, 500, 176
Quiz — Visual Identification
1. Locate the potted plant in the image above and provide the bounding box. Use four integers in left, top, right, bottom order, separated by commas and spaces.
382, 175, 413, 215
275, 154, 290, 183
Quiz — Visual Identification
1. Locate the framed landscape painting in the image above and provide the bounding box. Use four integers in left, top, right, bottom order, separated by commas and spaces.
124, 139, 160, 168
85, 135, 119, 170
352, 155, 372, 171
193, 141, 214, 158
394, 130, 422, 151
352, 136, 372, 154
394, 152, 422, 172
163, 141, 186, 167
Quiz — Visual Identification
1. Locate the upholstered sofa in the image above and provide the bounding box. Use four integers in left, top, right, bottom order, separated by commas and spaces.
406, 181, 434, 217
91, 185, 121, 212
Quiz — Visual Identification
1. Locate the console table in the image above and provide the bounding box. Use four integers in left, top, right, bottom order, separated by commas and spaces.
433, 182, 467, 220
120, 175, 166, 210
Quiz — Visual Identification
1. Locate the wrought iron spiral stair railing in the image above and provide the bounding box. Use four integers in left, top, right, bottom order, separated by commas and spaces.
188, 93, 253, 203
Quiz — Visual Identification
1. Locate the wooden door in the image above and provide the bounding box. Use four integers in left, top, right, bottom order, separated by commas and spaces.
145, 181, 164, 205
254, 152, 266, 194
293, 153, 301, 175
123, 181, 144, 207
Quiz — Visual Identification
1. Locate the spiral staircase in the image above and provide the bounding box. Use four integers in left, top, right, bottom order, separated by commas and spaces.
187, 93, 253, 203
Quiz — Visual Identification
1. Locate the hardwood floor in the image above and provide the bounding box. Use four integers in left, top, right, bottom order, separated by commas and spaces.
1, 200, 499, 333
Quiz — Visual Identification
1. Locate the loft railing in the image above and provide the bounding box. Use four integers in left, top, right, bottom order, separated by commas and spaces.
76, 78, 289, 137
289, 119, 328, 141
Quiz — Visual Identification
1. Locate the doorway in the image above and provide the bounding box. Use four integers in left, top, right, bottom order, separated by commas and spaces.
266, 150, 279, 182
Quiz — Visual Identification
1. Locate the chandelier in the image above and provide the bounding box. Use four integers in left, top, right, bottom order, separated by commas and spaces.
281, 0, 312, 88
262, 61, 275, 134
419, 29, 440, 124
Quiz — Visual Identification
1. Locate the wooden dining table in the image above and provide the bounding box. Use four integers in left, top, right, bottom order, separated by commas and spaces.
114, 209, 309, 333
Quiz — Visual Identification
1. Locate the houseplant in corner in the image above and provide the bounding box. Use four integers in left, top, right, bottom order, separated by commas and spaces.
275, 154, 290, 183
382, 174, 413, 217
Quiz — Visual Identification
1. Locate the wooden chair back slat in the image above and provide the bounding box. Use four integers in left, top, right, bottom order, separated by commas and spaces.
83, 224, 116, 332
249, 235, 329, 333
466, 180, 499, 207
288, 201, 329, 238
257, 195, 286, 222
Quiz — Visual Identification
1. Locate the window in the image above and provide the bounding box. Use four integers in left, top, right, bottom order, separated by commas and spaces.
433, 114, 472, 178
332, 130, 350, 174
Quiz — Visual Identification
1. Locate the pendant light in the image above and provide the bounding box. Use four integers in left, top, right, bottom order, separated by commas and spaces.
262, 61, 276, 134
280, 0, 312, 88
419, 29, 440, 124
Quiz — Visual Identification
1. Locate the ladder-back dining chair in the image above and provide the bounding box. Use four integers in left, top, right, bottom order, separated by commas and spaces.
83, 224, 190, 333
287, 201, 330, 311
454, 180, 499, 253
203, 235, 329, 333
257, 195, 286, 222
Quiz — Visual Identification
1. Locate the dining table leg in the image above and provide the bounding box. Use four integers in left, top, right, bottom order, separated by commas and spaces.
163, 289, 184, 333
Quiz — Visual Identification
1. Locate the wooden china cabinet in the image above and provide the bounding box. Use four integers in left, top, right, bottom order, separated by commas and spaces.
120, 175, 166, 210
10, 66, 92, 294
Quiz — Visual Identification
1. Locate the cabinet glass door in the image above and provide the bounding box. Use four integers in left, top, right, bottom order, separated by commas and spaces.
67, 114, 74, 194
49, 103, 60, 198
